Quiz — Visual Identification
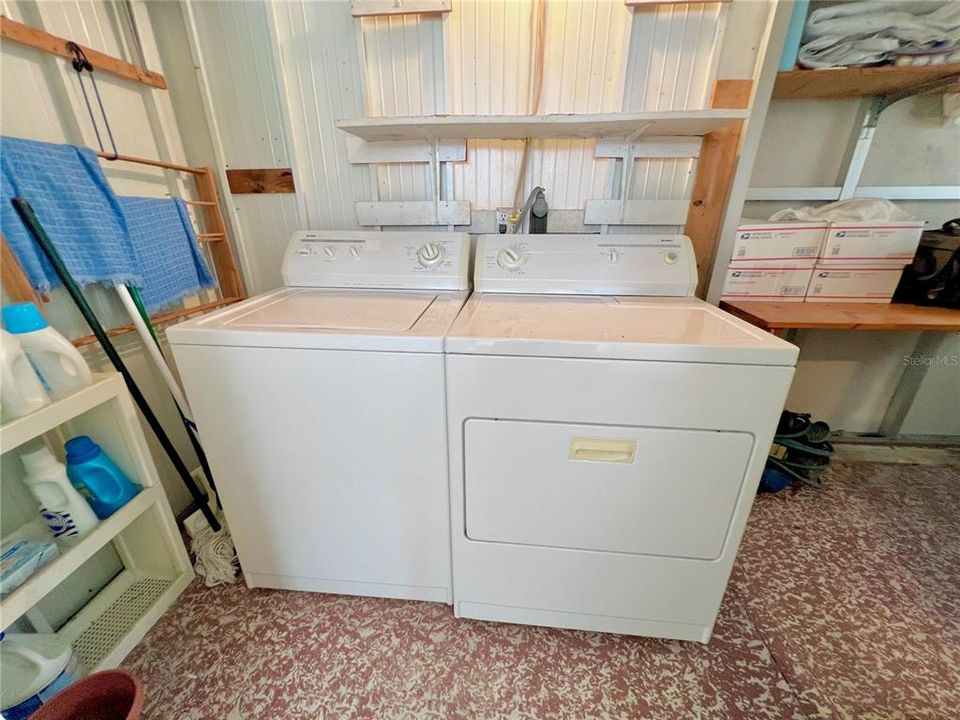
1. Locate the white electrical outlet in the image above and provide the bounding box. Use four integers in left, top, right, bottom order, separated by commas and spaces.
496, 207, 519, 234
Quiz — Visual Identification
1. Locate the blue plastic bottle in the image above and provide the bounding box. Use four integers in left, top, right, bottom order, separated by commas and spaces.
63, 436, 141, 519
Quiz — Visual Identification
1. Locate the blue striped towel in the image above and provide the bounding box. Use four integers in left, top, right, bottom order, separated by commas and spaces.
1, 136, 139, 290
119, 197, 215, 313
2, 136, 215, 313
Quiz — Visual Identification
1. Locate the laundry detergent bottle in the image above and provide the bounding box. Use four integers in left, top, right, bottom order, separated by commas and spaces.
0, 632, 84, 720
0, 328, 51, 420
20, 446, 100, 545
1, 302, 93, 399
65, 436, 141, 519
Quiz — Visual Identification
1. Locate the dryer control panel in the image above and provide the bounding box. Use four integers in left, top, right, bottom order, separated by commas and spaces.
474, 234, 697, 296
282, 230, 470, 290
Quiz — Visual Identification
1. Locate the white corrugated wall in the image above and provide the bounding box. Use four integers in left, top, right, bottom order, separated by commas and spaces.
354, 0, 725, 211
184, 0, 303, 294
187, 0, 736, 284
623, 3, 725, 211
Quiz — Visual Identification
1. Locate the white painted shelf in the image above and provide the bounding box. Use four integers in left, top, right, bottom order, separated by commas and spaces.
0, 487, 160, 627
0, 374, 124, 454
0, 371, 193, 669
336, 109, 748, 142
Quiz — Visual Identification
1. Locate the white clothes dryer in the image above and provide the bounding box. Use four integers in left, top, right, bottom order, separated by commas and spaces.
444, 234, 798, 641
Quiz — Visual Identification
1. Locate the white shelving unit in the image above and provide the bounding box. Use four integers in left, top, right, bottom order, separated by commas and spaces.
0, 373, 193, 671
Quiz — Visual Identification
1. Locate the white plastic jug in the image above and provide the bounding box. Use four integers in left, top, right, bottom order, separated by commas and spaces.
0, 329, 50, 421
20, 446, 99, 545
0, 632, 84, 720
1, 303, 92, 399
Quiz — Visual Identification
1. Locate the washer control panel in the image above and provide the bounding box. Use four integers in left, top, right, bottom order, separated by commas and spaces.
283, 230, 470, 290
475, 234, 697, 296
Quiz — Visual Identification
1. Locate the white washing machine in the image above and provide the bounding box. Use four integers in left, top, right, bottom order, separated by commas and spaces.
167, 231, 470, 603
445, 234, 798, 641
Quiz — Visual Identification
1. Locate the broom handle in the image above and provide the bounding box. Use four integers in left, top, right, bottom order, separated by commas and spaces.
12, 197, 220, 532
120, 285, 222, 507
116, 286, 195, 424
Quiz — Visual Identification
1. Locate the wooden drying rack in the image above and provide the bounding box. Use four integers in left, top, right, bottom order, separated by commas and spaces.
1, 153, 245, 347
0, 15, 245, 347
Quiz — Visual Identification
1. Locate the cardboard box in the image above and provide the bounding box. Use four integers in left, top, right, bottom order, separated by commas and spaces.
721, 267, 813, 302
729, 221, 827, 268
818, 221, 924, 267
805, 266, 906, 303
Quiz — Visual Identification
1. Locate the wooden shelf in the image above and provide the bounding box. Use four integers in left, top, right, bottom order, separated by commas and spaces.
0, 374, 124, 454
773, 64, 960, 100
336, 110, 748, 142
719, 301, 960, 332
0, 487, 161, 629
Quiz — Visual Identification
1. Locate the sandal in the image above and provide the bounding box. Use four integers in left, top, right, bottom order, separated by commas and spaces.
776, 410, 812, 438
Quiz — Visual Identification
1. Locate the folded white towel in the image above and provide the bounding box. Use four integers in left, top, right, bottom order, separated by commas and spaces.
799, 1, 960, 68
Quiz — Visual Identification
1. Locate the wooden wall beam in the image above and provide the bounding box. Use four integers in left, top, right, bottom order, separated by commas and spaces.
226, 168, 296, 194
0, 15, 166, 89
685, 78, 752, 298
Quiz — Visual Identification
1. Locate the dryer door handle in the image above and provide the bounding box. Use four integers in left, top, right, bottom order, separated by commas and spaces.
568, 438, 637, 464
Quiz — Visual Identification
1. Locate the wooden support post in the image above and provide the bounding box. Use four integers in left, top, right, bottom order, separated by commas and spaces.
0, 15, 167, 89
685, 79, 753, 298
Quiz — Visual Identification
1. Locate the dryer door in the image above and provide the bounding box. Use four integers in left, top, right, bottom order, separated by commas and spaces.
463, 419, 754, 560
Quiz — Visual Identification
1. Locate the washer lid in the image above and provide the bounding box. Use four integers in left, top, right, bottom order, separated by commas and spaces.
444, 295, 798, 366
167, 287, 468, 352
227, 289, 436, 332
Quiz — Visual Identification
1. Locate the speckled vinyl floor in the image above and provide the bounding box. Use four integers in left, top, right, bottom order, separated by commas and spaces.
123, 461, 960, 720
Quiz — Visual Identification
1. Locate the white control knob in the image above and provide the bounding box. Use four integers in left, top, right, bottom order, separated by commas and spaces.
606, 249, 620, 264
349, 246, 361, 258
417, 242, 444, 267
664, 251, 679, 265
322, 246, 337, 258
497, 246, 526, 270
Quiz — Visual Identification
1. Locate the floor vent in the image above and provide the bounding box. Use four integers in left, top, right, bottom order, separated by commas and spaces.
73, 576, 172, 669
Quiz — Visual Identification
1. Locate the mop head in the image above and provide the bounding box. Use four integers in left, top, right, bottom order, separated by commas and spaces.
190, 518, 238, 586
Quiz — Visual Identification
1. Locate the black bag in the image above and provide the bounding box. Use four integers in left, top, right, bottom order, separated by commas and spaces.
893, 219, 960, 308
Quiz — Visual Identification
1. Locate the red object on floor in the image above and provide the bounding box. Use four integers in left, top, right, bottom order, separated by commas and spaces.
30, 670, 143, 720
